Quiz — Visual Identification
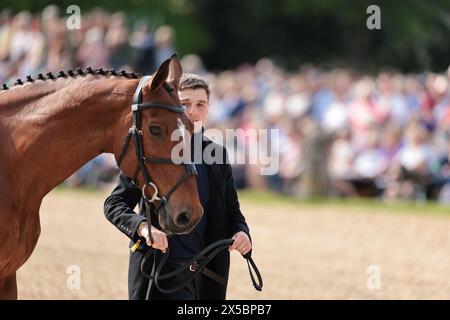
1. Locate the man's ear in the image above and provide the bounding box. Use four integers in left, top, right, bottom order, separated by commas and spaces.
150, 58, 170, 91
167, 53, 182, 89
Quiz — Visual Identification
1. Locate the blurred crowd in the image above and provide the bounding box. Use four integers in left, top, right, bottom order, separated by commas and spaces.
0, 6, 174, 83
2, 7, 450, 203
206, 61, 450, 205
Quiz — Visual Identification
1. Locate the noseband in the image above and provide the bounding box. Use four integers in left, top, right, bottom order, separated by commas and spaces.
116, 76, 197, 241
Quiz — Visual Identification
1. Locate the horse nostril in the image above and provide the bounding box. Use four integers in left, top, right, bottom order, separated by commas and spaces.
175, 211, 191, 227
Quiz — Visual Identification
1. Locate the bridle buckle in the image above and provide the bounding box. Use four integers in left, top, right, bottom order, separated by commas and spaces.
130, 126, 143, 136
189, 261, 199, 272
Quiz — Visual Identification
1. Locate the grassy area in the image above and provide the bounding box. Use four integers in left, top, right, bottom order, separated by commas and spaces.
52, 185, 450, 216
237, 189, 450, 216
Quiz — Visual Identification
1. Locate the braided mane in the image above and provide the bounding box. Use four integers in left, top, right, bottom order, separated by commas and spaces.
1, 67, 141, 91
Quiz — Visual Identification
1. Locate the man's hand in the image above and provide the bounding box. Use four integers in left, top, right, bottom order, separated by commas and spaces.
229, 231, 252, 255
138, 222, 168, 253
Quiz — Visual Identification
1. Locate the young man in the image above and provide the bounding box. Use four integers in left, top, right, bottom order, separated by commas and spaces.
104, 74, 252, 300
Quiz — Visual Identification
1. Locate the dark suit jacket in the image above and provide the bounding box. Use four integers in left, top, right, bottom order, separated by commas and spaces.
104, 138, 251, 299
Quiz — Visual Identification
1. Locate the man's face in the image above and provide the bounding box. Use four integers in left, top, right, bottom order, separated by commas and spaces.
179, 88, 209, 131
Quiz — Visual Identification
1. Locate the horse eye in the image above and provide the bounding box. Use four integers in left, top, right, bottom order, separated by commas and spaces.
149, 125, 161, 136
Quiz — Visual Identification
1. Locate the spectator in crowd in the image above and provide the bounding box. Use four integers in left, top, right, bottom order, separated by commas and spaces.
130, 19, 155, 74
154, 25, 175, 67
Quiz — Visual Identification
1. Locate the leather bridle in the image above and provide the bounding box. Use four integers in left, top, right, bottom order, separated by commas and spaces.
116, 76, 197, 241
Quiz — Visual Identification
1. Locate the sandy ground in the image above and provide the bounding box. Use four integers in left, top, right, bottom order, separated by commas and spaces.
16, 188, 450, 299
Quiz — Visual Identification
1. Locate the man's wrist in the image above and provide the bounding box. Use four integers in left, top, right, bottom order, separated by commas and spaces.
137, 221, 147, 237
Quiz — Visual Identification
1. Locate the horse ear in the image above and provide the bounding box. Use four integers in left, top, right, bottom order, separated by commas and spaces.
167, 53, 182, 88
150, 58, 170, 91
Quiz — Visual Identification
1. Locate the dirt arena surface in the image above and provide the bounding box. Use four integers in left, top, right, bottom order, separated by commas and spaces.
16, 188, 450, 300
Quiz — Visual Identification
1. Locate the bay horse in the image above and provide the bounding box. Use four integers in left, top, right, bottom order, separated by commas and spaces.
0, 54, 203, 299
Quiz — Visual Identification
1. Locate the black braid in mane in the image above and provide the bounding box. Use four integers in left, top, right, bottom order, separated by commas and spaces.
1, 68, 140, 91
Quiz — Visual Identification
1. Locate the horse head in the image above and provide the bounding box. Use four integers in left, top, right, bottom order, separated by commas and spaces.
113, 54, 203, 235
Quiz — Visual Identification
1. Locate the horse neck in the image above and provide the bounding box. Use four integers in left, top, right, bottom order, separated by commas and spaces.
1, 76, 137, 204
